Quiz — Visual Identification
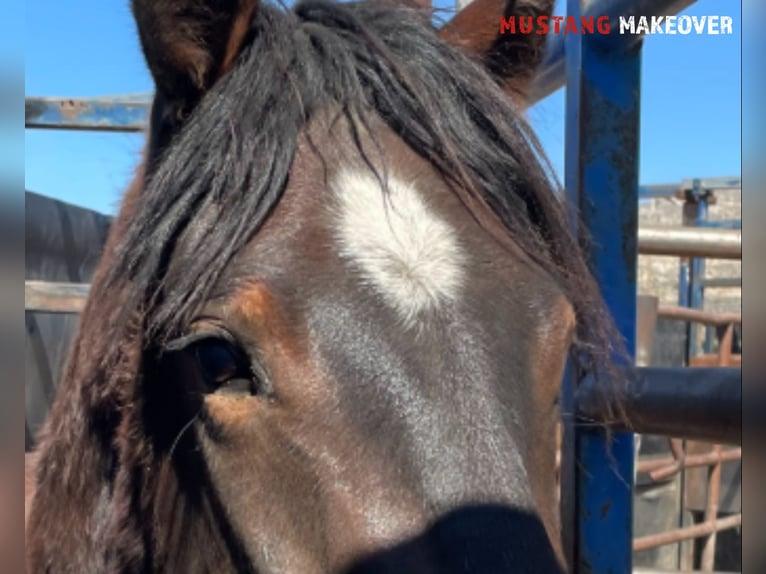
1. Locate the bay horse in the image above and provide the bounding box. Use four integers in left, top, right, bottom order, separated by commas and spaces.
26, 0, 622, 572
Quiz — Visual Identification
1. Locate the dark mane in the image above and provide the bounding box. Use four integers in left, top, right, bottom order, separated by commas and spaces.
107, 0, 620, 387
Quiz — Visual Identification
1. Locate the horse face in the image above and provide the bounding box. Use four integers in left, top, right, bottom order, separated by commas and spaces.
28, 1, 599, 573
155, 110, 574, 572
138, 1, 570, 571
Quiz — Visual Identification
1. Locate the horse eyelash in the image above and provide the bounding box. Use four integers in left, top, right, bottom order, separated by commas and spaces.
163, 327, 238, 353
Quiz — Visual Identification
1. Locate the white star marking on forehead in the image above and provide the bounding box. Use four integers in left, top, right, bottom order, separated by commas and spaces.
332, 168, 465, 325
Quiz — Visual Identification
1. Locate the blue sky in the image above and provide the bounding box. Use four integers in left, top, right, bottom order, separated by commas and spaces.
24, 0, 741, 216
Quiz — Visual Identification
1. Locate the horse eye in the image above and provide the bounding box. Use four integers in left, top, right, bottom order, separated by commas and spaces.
193, 339, 253, 393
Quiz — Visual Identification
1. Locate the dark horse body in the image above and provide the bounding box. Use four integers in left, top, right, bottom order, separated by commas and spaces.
26, 1, 619, 572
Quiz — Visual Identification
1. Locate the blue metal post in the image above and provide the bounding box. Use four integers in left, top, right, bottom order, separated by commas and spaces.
678, 188, 690, 329
678, 259, 690, 308
565, 0, 638, 571
684, 180, 710, 358
691, 186, 714, 354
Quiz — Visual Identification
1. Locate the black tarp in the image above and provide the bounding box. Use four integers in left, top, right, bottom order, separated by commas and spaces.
25, 191, 112, 450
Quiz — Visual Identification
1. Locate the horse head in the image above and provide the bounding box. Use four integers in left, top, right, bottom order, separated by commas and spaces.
27, 2, 619, 572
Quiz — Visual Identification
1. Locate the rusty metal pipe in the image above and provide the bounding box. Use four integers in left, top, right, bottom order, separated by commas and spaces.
648, 438, 685, 481
637, 447, 741, 476
701, 445, 724, 570
657, 305, 741, 327
633, 513, 741, 552
638, 226, 741, 259
25, 281, 90, 314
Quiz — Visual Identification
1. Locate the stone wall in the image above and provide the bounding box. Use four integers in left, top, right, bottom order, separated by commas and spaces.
638, 187, 741, 314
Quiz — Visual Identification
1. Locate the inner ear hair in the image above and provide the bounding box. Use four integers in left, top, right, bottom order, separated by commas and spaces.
131, 0, 259, 113
439, 0, 554, 102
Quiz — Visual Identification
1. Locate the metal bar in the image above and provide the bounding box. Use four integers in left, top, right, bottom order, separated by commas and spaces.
25, 280, 90, 313
637, 447, 741, 477
564, 0, 638, 570
559, 0, 585, 564
656, 305, 741, 327
639, 184, 681, 199
698, 326, 735, 570
689, 354, 741, 368
638, 226, 741, 259
577, 368, 742, 445
692, 187, 711, 355
678, 257, 690, 308
25, 96, 151, 132
530, 0, 698, 103
24, 281, 740, 333
681, 191, 701, 360
701, 445, 723, 570
718, 323, 734, 366
632, 513, 741, 552
641, 178, 741, 195
559, 363, 577, 570
648, 438, 685, 482
676, 177, 741, 192
638, 178, 741, 200
633, 569, 740, 574
46, 281, 734, 328
636, 295, 659, 367
698, 220, 742, 230
701, 276, 741, 289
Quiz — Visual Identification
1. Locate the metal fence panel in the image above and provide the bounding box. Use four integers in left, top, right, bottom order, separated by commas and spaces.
24, 192, 112, 449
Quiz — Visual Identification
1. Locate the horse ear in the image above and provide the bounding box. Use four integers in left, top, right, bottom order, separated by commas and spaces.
439, 0, 554, 103
131, 0, 259, 117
